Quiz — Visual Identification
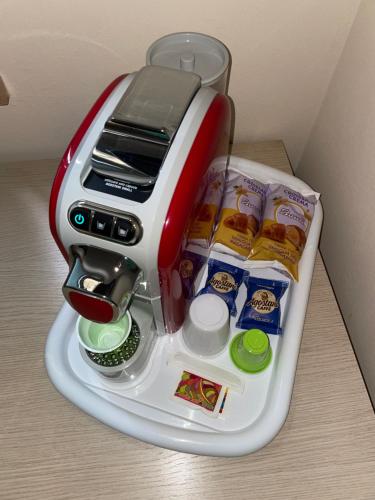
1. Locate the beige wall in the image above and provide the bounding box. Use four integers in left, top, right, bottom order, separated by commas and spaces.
299, 0, 375, 403
0, 0, 359, 166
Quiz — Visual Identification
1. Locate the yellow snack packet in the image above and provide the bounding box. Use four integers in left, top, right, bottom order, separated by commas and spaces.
188, 169, 225, 248
249, 184, 318, 280
212, 170, 267, 257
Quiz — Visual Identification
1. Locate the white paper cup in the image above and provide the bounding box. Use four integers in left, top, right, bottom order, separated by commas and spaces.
182, 294, 230, 356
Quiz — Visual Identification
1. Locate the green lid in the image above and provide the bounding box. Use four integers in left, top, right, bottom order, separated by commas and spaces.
230, 329, 272, 373
243, 329, 269, 354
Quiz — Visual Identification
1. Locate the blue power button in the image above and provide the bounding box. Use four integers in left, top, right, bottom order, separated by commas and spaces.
70, 206, 90, 231
74, 213, 85, 225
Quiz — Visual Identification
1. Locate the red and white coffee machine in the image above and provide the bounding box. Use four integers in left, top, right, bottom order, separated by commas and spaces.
46, 33, 323, 456
49, 52, 231, 335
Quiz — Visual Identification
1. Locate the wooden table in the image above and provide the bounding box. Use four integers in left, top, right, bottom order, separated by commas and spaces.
1, 141, 374, 500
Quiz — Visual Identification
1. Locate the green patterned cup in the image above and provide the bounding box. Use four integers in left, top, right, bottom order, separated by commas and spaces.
78, 311, 132, 353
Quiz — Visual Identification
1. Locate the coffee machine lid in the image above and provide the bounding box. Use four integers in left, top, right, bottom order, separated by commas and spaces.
146, 32, 230, 89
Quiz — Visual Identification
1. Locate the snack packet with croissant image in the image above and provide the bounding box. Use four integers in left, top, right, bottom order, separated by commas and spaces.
249, 184, 319, 280
212, 170, 267, 257
188, 168, 225, 248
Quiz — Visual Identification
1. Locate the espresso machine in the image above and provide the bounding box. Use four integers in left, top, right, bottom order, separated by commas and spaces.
46, 33, 322, 456
50, 62, 231, 334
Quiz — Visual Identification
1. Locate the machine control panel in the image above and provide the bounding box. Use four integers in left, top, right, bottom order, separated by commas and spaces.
68, 202, 142, 245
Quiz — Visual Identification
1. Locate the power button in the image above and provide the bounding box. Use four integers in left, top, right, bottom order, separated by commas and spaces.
69, 207, 91, 231
74, 213, 85, 225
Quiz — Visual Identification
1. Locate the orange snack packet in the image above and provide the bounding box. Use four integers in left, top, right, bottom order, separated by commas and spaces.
249, 184, 318, 280
188, 169, 225, 248
212, 170, 267, 257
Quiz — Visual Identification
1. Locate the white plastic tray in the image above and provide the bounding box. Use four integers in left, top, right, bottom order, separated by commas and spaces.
45, 157, 323, 457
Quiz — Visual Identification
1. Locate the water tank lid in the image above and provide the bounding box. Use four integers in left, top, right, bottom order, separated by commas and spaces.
146, 32, 230, 87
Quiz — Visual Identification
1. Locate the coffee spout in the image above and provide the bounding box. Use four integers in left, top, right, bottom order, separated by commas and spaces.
62, 245, 143, 323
